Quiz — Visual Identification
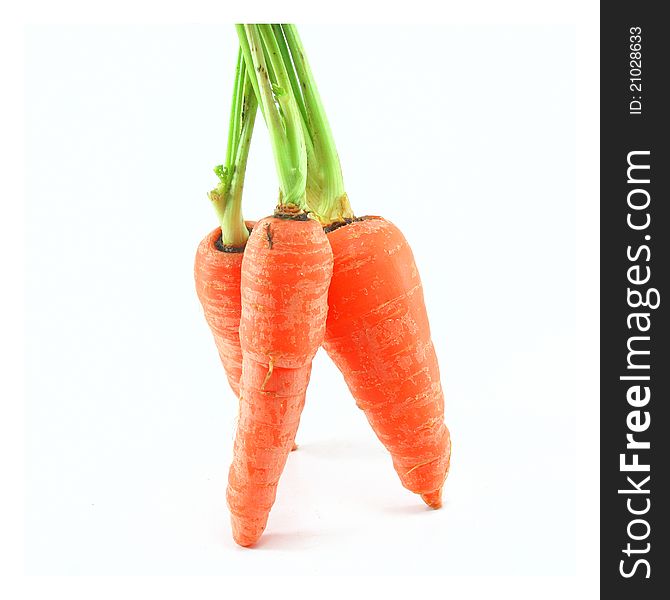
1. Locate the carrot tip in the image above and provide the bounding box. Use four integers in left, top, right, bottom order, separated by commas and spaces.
232, 529, 261, 548
421, 489, 443, 509
231, 517, 266, 547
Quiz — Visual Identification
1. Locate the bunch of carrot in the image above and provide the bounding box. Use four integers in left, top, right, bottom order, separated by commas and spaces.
194, 24, 451, 547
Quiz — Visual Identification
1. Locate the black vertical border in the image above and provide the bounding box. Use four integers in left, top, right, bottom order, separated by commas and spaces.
601, 2, 668, 595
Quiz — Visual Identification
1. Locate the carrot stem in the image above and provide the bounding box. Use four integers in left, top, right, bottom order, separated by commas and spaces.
224, 50, 244, 170
270, 24, 317, 177
270, 25, 308, 139
237, 24, 307, 211
280, 24, 353, 224
209, 48, 257, 246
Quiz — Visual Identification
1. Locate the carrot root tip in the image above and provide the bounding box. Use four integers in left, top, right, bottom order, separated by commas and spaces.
234, 538, 257, 548
420, 489, 443, 509
231, 525, 263, 548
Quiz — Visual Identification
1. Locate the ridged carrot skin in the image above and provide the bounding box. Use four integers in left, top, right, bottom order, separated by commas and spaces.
227, 215, 333, 547
194, 225, 254, 397
322, 216, 451, 508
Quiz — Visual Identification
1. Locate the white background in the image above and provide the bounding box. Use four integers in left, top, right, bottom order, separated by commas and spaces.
23, 24, 577, 576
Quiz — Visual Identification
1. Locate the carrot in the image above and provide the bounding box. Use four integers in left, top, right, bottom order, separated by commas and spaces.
194, 49, 257, 397
323, 217, 451, 507
225, 25, 332, 546
194, 223, 253, 397
227, 211, 332, 546
277, 24, 452, 506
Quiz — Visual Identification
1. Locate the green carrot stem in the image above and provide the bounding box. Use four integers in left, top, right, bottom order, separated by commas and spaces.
224, 50, 244, 170
222, 74, 257, 245
280, 24, 353, 224
237, 24, 307, 211
269, 25, 320, 205
271, 24, 308, 131
208, 47, 257, 247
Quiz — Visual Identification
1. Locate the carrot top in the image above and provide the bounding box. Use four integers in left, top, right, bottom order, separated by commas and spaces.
231, 25, 354, 222
209, 48, 258, 247
272, 25, 354, 225
237, 25, 308, 213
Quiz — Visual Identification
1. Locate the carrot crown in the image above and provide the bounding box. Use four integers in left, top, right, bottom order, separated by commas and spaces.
237, 24, 308, 212
209, 48, 257, 247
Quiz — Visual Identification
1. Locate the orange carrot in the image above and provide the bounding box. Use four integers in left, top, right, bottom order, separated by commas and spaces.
323, 217, 451, 507
225, 25, 331, 546
227, 211, 332, 546
276, 24, 452, 507
194, 224, 254, 397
